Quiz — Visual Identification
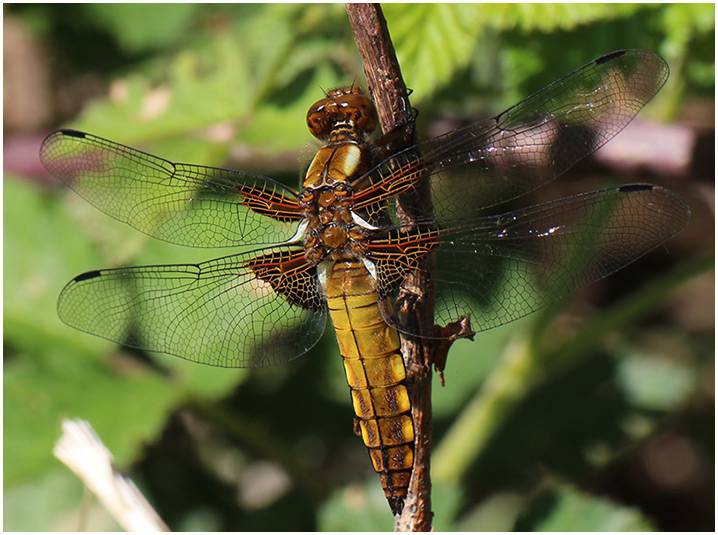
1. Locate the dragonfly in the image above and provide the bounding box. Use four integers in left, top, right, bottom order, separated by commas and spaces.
40, 49, 690, 516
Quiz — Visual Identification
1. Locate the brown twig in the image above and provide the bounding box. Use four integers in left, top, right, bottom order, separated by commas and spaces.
345, 4, 435, 531
345, 5, 414, 150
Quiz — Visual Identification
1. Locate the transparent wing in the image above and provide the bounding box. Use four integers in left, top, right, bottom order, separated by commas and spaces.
369, 185, 691, 337
40, 129, 304, 248
58, 247, 327, 367
353, 50, 670, 223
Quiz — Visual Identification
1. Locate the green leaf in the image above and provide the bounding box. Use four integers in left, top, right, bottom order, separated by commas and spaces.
534, 486, 654, 531
487, 4, 645, 32
384, 4, 652, 102
617, 351, 696, 411
3, 468, 121, 531
317, 479, 394, 531
239, 63, 343, 152
4, 177, 104, 348
661, 3, 715, 50
384, 4, 483, 100
73, 35, 255, 144
70, 5, 343, 154
4, 177, 174, 483
83, 4, 200, 54
430, 480, 464, 530
454, 492, 523, 531
4, 348, 177, 484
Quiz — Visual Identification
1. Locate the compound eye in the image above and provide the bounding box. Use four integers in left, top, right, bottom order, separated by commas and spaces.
307, 109, 331, 139
353, 105, 377, 132
337, 93, 377, 133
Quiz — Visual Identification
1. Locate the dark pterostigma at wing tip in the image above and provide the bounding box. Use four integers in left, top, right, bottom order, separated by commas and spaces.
73, 270, 103, 283
618, 184, 654, 193
57, 128, 87, 139
595, 50, 626, 65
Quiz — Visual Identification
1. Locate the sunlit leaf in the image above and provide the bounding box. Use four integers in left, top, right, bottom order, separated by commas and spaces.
618, 352, 696, 411
83, 4, 199, 54
534, 486, 654, 531
317, 479, 394, 531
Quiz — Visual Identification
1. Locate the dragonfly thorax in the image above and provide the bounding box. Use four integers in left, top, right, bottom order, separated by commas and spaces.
301, 185, 369, 265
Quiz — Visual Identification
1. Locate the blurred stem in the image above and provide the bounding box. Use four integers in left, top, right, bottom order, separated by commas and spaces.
649, 47, 685, 122
433, 251, 712, 485
433, 334, 537, 483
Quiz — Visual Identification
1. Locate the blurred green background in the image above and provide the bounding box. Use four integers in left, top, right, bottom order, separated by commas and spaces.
4, 4, 714, 531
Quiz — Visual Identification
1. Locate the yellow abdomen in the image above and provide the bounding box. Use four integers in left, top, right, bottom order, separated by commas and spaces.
324, 260, 414, 515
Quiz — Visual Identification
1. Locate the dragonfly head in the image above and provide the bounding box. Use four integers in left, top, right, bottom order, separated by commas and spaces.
307, 86, 378, 140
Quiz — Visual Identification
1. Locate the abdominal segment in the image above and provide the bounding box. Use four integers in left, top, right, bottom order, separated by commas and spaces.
324, 259, 414, 516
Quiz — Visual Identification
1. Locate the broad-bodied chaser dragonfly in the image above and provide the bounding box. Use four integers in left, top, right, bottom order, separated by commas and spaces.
40, 50, 690, 516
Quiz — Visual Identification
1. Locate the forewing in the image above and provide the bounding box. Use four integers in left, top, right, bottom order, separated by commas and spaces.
372, 185, 690, 337
58, 248, 327, 367
40, 130, 303, 248
353, 50, 669, 222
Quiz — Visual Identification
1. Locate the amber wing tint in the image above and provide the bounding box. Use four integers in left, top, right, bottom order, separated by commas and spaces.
57, 248, 326, 367
40, 130, 304, 248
